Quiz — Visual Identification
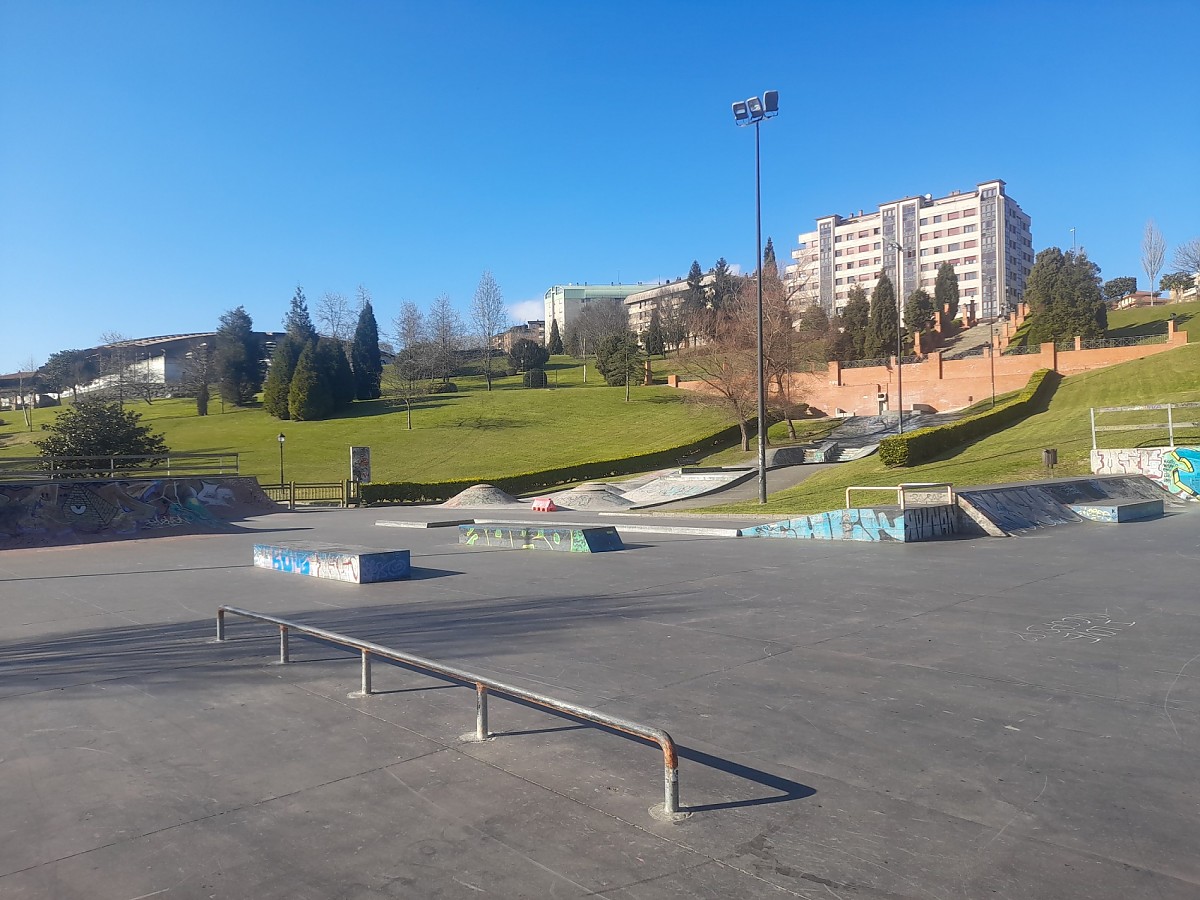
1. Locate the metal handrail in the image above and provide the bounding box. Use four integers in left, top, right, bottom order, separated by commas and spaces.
215, 605, 683, 818
846, 482, 955, 511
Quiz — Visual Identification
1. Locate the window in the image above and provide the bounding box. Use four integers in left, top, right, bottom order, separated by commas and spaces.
933, 214, 943, 223
964, 240, 977, 249
947, 211, 960, 220
873, 227, 881, 235
835, 264, 843, 271
963, 223, 976, 233
835, 250, 842, 257
859, 244, 869, 252
920, 218, 929, 225
947, 226, 961, 236
948, 242, 960, 251
835, 236, 842, 243
873, 242, 881, 249
932, 230, 942, 238
963, 208, 976, 217
920, 248, 930, 257
835, 278, 844, 285
858, 230, 869, 238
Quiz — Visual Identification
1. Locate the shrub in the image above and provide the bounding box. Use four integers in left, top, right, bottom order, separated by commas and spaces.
430, 382, 458, 394
878, 369, 1058, 467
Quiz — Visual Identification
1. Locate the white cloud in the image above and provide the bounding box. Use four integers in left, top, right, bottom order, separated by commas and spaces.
507, 299, 544, 324
727, 263, 743, 276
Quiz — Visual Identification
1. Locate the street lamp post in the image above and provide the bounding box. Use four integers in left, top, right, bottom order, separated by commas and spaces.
989, 322, 996, 408
732, 90, 779, 504
887, 240, 906, 434
277, 433, 286, 486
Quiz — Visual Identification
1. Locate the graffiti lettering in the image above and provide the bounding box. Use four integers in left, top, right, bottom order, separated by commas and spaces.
1013, 613, 1135, 644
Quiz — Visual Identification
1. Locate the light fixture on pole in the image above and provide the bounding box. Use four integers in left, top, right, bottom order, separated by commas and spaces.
886, 239, 906, 434
732, 89, 779, 504
277, 433, 286, 486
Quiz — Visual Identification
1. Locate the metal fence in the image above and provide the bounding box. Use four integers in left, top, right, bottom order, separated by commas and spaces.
1090, 402, 1200, 449
0, 452, 240, 482
215, 606, 684, 819
1002, 344, 1042, 356
261, 481, 360, 509
1078, 333, 1169, 351
840, 357, 890, 369
846, 482, 956, 510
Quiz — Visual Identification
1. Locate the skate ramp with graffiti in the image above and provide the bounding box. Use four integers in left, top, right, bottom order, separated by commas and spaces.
957, 475, 1181, 536
1091, 447, 1200, 500
0, 476, 280, 549
741, 504, 960, 543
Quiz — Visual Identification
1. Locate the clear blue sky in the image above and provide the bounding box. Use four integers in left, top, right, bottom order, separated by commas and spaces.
2, 1, 1198, 374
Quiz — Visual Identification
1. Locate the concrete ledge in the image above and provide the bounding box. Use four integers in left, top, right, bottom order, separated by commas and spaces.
253, 542, 411, 583
376, 518, 474, 529
1069, 499, 1164, 523
459, 523, 624, 552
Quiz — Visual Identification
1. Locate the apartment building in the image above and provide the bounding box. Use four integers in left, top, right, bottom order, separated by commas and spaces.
542, 283, 648, 344
787, 179, 1033, 321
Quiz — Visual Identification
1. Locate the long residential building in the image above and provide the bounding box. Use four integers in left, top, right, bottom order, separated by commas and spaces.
787, 179, 1033, 321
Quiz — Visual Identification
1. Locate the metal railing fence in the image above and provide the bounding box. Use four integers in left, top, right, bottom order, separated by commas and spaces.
261, 481, 360, 509
0, 452, 239, 482
846, 482, 955, 510
215, 605, 684, 818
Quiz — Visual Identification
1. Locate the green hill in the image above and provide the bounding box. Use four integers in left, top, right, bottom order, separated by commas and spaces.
0, 357, 731, 484
704, 342, 1200, 516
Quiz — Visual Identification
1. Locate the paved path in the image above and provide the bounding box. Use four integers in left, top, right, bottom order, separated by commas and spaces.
3, 505, 1198, 898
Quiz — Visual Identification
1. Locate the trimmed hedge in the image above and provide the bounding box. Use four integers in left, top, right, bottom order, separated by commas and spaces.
878, 368, 1059, 467
360, 422, 745, 505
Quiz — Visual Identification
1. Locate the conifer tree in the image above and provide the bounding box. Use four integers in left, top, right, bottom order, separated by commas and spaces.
934, 262, 960, 322
644, 306, 666, 357
350, 300, 383, 400
841, 286, 871, 359
262, 334, 302, 419
284, 286, 317, 342
548, 318, 564, 355
288, 342, 334, 420
865, 274, 898, 359
763, 237, 777, 275
903, 288, 936, 337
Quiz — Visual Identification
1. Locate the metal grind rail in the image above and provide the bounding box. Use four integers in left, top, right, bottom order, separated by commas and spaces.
215, 605, 684, 818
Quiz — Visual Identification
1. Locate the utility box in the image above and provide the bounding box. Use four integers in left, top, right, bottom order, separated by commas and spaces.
1042, 448, 1058, 468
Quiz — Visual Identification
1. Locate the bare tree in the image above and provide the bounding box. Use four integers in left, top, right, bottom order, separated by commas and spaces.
1142, 220, 1166, 304
385, 342, 434, 430
678, 310, 760, 452
470, 271, 507, 391
392, 300, 426, 352
427, 293, 464, 384
1173, 237, 1200, 276
315, 291, 354, 344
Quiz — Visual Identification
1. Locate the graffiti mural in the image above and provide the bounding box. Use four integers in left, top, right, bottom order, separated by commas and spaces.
253, 542, 411, 584
1013, 612, 1135, 644
1091, 447, 1200, 500
0, 477, 277, 548
458, 524, 623, 553
742, 506, 957, 543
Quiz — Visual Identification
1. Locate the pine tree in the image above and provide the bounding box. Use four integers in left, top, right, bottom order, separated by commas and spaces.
763, 237, 777, 275
547, 318, 564, 355
840, 286, 871, 359
681, 260, 707, 328
866, 275, 898, 359
350, 301, 383, 400
284, 286, 317, 342
903, 288, 936, 336
933, 263, 960, 322
320, 338, 355, 410
1025, 248, 1068, 344
262, 334, 302, 419
215, 306, 261, 406
288, 342, 334, 421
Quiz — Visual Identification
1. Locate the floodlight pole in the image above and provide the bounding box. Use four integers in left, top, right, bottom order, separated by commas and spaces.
888, 240, 906, 434
733, 91, 777, 504
278, 433, 286, 486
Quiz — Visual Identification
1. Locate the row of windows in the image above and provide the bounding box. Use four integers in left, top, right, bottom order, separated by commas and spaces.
833, 227, 882, 242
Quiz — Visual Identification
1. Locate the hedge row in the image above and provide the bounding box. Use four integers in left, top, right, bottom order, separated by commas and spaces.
359, 422, 746, 505
877, 369, 1058, 467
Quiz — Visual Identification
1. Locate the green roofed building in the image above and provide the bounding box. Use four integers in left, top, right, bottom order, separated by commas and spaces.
542, 283, 649, 346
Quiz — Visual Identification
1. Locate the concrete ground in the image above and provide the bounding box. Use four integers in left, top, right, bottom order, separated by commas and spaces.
2, 504, 1198, 899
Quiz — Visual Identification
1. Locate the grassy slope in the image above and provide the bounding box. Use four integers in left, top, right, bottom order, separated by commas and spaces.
0, 356, 730, 483
703, 342, 1200, 516
1106, 298, 1199, 337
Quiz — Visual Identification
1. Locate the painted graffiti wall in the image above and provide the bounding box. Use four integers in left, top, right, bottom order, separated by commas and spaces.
1091, 448, 1200, 499
0, 477, 278, 548
253, 542, 411, 583
742, 505, 958, 543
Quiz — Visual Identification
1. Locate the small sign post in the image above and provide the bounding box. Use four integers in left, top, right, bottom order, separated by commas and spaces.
350, 446, 371, 484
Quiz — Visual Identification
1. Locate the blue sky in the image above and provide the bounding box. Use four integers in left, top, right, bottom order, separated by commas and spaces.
2, 1, 1198, 374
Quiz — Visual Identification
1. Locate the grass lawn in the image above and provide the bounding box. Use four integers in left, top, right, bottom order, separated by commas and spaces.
703, 342, 1200, 516
0, 355, 731, 484
1107, 298, 1200, 337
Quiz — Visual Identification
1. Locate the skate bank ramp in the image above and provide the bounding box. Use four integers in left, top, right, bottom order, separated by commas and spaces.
0, 476, 280, 549
957, 475, 1181, 536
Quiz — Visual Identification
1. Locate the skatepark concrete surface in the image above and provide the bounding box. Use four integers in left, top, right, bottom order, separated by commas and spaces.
3, 503, 1199, 898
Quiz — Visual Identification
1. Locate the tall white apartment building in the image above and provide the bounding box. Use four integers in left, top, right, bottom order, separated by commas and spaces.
787, 179, 1033, 320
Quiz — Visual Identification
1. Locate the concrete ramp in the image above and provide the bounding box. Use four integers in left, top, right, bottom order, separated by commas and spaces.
741, 504, 959, 542
0, 476, 279, 549
957, 476, 1178, 536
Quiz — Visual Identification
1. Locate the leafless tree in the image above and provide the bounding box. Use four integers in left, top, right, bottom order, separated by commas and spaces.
678, 309, 759, 452
392, 300, 426, 352
427, 293, 464, 384
384, 341, 434, 430
316, 291, 354, 344
470, 270, 508, 390
1142, 220, 1166, 304
1173, 237, 1200, 276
